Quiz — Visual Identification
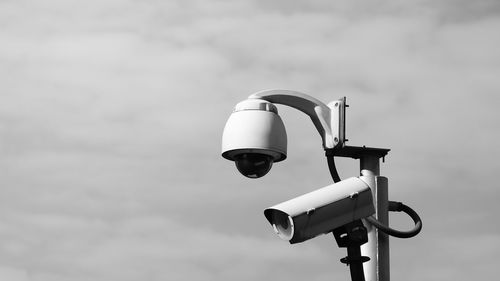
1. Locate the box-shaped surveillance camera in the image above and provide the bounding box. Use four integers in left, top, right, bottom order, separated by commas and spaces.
264, 177, 375, 244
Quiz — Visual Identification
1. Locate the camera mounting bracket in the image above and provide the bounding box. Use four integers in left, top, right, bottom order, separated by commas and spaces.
249, 89, 345, 149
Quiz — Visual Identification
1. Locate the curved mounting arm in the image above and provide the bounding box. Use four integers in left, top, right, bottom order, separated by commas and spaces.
249, 89, 345, 149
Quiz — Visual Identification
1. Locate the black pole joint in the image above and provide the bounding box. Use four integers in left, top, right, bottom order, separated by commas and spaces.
333, 220, 370, 281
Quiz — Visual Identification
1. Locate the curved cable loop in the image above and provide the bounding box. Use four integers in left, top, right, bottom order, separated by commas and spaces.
365, 201, 422, 238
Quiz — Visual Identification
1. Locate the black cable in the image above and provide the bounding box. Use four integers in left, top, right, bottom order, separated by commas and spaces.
365, 201, 422, 238
325, 149, 341, 183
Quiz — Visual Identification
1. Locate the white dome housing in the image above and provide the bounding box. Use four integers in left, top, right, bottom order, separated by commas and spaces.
222, 98, 287, 165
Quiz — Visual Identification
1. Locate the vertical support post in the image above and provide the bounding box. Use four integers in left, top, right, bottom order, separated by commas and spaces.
376, 177, 390, 281
360, 156, 389, 281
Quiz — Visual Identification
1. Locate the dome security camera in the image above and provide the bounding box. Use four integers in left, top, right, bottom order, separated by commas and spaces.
264, 177, 375, 244
221, 99, 287, 178
222, 89, 346, 179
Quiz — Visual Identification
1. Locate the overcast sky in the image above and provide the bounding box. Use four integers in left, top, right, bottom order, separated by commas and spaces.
1, 0, 499, 280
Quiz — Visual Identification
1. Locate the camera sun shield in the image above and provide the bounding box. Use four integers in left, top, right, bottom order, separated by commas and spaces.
264, 177, 375, 244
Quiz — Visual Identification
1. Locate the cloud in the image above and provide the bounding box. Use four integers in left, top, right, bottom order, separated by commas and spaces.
0, 211, 340, 281
0, 267, 29, 281
1, 0, 499, 281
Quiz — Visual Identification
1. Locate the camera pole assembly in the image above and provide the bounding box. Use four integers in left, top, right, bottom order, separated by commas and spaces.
221, 89, 422, 281
328, 146, 390, 281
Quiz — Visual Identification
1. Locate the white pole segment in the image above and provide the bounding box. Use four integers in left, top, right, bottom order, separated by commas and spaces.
360, 156, 389, 281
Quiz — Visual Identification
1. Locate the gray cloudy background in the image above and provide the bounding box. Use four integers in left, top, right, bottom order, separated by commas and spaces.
1, 0, 499, 280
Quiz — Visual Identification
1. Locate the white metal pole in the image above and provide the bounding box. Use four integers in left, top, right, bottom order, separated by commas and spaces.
360, 156, 389, 281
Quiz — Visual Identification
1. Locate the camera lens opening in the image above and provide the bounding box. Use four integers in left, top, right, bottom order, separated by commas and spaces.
234, 153, 273, 178
270, 210, 294, 241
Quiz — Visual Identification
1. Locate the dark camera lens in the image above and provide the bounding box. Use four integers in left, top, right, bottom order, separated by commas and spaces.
234, 153, 273, 178
275, 213, 289, 230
